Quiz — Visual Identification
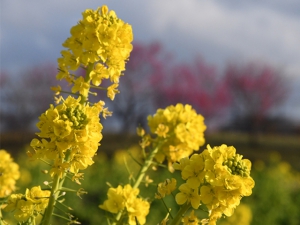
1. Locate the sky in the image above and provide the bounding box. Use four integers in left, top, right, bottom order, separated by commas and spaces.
1, 0, 300, 121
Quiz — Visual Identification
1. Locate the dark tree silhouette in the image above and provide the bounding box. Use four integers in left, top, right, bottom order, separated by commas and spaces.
105, 41, 172, 133
0, 64, 59, 132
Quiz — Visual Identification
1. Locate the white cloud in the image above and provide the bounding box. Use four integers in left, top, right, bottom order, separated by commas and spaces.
140, 0, 300, 77
1, 0, 300, 77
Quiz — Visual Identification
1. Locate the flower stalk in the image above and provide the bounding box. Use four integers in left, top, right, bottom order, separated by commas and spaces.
41, 173, 65, 225
133, 145, 160, 189
169, 203, 191, 225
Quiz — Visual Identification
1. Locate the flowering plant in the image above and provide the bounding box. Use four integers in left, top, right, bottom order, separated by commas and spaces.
0, 5, 254, 225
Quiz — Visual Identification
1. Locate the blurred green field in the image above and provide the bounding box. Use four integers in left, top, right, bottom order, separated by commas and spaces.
1, 132, 300, 224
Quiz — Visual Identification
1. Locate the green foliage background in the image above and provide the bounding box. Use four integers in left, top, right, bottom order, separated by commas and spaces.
2, 132, 300, 225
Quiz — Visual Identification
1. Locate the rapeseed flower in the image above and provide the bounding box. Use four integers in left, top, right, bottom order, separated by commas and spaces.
99, 184, 150, 225
173, 144, 254, 225
0, 149, 20, 197
175, 183, 201, 209
4, 186, 50, 223
29, 96, 104, 176
147, 104, 206, 168
155, 178, 177, 199
182, 210, 199, 225
56, 5, 133, 100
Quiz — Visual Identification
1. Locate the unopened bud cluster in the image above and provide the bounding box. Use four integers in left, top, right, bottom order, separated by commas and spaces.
223, 153, 250, 177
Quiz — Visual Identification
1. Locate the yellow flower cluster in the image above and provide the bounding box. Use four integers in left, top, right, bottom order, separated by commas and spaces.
173, 144, 255, 225
155, 178, 177, 199
57, 5, 133, 100
29, 96, 104, 177
0, 149, 20, 197
147, 104, 206, 167
3, 186, 50, 222
99, 184, 150, 225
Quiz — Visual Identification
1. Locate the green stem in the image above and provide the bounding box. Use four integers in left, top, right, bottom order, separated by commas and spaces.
169, 203, 191, 225
84, 63, 94, 82
41, 173, 66, 225
80, 63, 94, 104
133, 145, 160, 189
0, 207, 4, 225
160, 198, 174, 219
41, 174, 60, 225
112, 142, 162, 225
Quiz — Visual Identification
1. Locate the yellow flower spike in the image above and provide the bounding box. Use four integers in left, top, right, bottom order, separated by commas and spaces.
147, 104, 206, 167
58, 5, 133, 100
31, 96, 103, 177
0, 149, 20, 197
195, 144, 255, 223
100, 184, 150, 225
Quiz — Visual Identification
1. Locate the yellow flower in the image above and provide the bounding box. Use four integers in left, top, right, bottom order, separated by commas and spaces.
25, 186, 50, 212
4, 186, 50, 223
175, 183, 201, 209
90, 63, 109, 86
147, 104, 206, 167
181, 154, 206, 189
57, 5, 133, 100
99, 185, 125, 213
107, 83, 119, 100
155, 178, 177, 199
71, 76, 90, 97
155, 124, 169, 138
14, 200, 33, 222
0, 149, 20, 197
30, 96, 104, 177
172, 144, 254, 224
200, 185, 213, 204
182, 210, 199, 225
99, 184, 150, 225
198, 144, 255, 223
127, 197, 150, 225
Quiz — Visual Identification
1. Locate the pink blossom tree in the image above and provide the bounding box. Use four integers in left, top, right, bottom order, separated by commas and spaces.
151, 57, 231, 130
224, 61, 288, 135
